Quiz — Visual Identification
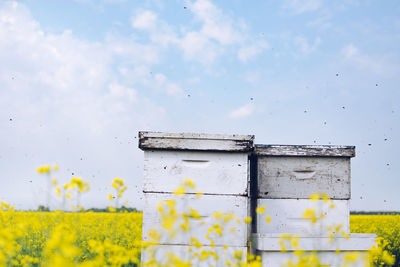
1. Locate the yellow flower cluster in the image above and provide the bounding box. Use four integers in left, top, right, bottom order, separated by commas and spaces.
0, 209, 143, 266
108, 178, 128, 209
143, 180, 263, 267
68, 177, 90, 193
36, 165, 59, 174
351, 215, 398, 266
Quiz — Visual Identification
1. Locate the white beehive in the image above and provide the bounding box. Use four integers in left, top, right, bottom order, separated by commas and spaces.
254, 144, 354, 234
139, 132, 254, 264
252, 144, 376, 267
255, 145, 354, 200
138, 132, 377, 267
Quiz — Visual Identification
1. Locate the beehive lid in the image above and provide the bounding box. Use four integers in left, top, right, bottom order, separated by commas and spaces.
254, 144, 355, 157
139, 131, 254, 152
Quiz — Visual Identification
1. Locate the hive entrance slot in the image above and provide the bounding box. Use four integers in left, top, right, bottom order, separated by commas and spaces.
292, 169, 316, 180
182, 159, 211, 168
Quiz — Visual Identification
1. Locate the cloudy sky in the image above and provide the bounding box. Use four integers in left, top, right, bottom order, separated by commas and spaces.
0, 0, 399, 211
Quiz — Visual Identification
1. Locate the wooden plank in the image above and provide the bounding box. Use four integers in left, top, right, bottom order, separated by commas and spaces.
257, 156, 351, 199
255, 145, 355, 157
139, 131, 254, 152
141, 244, 247, 266
142, 193, 249, 246
141, 131, 254, 140
259, 251, 370, 267
256, 199, 350, 235
143, 151, 248, 195
253, 233, 377, 251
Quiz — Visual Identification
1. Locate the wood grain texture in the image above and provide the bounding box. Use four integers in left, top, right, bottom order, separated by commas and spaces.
255, 144, 355, 157
257, 156, 351, 199
143, 151, 248, 195
139, 131, 254, 152
256, 199, 349, 234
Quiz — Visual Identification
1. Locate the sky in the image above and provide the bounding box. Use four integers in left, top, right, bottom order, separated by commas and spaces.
0, 0, 399, 211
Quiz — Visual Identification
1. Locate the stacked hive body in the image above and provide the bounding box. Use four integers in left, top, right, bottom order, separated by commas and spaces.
139, 132, 254, 265
252, 145, 376, 267
138, 132, 377, 266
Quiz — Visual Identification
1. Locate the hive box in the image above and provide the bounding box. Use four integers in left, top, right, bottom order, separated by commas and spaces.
256, 199, 349, 235
255, 145, 355, 200
138, 132, 377, 267
139, 132, 254, 263
142, 193, 248, 246
252, 144, 376, 267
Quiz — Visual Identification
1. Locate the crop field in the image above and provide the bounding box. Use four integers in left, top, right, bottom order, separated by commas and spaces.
351, 215, 400, 266
0, 209, 398, 267
0, 211, 142, 266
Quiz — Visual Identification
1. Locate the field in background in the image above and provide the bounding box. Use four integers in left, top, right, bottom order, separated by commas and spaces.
0, 211, 142, 266
351, 215, 400, 266
0, 211, 398, 266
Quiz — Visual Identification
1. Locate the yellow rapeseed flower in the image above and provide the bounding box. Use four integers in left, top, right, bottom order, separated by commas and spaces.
302, 208, 318, 224
56, 186, 61, 197
183, 178, 195, 189
213, 211, 223, 220
244, 217, 252, 224
173, 185, 186, 195
37, 166, 51, 174
256, 206, 266, 214
343, 252, 359, 263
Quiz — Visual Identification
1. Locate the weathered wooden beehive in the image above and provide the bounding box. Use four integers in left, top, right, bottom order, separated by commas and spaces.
253, 144, 354, 234
252, 144, 376, 266
138, 132, 377, 267
139, 132, 254, 265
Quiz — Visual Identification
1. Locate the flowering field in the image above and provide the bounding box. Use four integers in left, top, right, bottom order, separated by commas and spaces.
0, 167, 396, 266
0, 209, 398, 266
0, 211, 142, 266
351, 215, 400, 266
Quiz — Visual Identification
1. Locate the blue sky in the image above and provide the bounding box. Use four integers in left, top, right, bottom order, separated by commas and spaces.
0, 0, 399, 211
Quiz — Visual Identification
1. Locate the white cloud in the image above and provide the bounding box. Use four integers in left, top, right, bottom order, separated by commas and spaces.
108, 82, 137, 103
179, 31, 219, 63
342, 44, 359, 58
131, 10, 158, 30
191, 0, 242, 45
283, 0, 323, 14
131, 9, 177, 47
129, 0, 266, 64
73, 0, 128, 4
106, 34, 160, 65
238, 41, 269, 62
150, 73, 184, 97
0, 1, 181, 210
228, 104, 255, 119
121, 66, 184, 97
177, 0, 245, 63
341, 44, 399, 75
